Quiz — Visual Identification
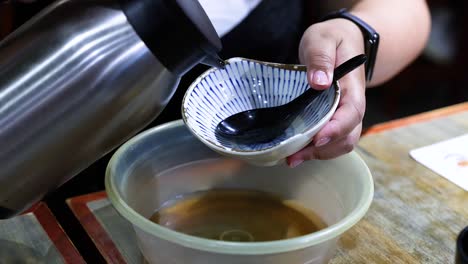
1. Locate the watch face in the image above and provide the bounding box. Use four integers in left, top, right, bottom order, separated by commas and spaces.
366, 33, 379, 82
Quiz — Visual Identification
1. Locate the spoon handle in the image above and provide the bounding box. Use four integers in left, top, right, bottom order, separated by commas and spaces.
334, 54, 367, 81
285, 54, 367, 113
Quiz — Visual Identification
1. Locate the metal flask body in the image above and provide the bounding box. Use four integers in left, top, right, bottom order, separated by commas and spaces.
0, 0, 222, 217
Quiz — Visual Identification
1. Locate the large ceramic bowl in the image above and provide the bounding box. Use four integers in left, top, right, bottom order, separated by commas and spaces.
105, 120, 374, 264
182, 57, 340, 166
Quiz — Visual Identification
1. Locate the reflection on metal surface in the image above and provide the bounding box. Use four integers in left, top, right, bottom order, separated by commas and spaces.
0, 0, 178, 215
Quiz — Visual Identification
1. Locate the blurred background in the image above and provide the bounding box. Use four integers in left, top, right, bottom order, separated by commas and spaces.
1, 0, 467, 127
362, 0, 468, 126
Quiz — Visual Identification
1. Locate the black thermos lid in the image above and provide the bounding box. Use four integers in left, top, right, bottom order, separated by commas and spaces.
118, 0, 223, 75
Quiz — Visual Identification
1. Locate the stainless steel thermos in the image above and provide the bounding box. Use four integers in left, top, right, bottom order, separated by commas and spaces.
0, 0, 223, 218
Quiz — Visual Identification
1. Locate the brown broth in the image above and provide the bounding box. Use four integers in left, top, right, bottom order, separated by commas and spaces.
149, 189, 326, 242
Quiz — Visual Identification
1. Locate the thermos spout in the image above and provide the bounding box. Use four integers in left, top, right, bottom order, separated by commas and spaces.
202, 54, 226, 69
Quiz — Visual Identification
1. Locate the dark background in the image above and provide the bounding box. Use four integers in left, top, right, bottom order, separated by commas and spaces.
1, 0, 467, 262
2, 0, 467, 126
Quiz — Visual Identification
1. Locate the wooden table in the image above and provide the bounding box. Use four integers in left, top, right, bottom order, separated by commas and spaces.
332, 102, 468, 263
67, 102, 468, 263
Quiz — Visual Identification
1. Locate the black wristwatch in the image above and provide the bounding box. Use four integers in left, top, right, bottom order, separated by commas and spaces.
320, 8, 379, 82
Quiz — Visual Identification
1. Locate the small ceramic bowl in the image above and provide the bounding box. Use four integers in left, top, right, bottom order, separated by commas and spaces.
182, 57, 340, 166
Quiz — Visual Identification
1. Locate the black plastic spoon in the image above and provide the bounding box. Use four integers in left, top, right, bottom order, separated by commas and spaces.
215, 54, 367, 144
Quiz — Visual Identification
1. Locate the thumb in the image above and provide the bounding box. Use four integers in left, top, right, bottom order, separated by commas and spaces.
300, 35, 337, 90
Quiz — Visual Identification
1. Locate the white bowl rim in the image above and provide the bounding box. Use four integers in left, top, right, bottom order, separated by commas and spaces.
105, 119, 374, 255
181, 57, 341, 155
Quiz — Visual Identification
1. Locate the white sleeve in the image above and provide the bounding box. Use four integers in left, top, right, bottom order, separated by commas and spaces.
198, 0, 262, 37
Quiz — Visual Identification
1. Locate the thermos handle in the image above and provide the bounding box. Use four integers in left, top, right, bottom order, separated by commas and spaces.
119, 0, 223, 74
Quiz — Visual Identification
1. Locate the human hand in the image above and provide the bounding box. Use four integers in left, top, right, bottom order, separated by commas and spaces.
287, 18, 366, 167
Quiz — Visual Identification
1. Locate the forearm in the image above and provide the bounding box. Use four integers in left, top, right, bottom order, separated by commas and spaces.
349, 0, 431, 87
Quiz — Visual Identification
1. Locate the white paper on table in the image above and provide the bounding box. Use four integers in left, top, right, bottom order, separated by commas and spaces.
409, 133, 468, 191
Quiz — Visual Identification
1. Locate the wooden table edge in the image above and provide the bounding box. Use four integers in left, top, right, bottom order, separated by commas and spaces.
24, 202, 85, 264
66, 191, 127, 264
362, 102, 468, 135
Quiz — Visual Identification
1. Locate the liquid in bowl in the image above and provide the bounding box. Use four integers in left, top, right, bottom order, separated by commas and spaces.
149, 189, 327, 242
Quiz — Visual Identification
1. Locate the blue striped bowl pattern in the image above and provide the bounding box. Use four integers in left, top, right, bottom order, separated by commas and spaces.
182, 57, 340, 154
